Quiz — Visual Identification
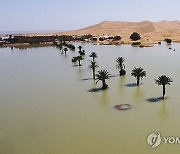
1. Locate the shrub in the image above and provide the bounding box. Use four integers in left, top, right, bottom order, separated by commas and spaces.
130, 32, 141, 41
92, 38, 97, 41
113, 36, 121, 41
99, 37, 104, 41
131, 42, 141, 46
164, 38, 172, 44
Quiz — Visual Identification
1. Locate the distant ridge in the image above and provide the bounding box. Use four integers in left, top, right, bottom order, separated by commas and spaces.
61, 20, 180, 35
60, 20, 180, 43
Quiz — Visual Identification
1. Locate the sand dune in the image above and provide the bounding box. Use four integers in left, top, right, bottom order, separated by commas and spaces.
60, 20, 180, 44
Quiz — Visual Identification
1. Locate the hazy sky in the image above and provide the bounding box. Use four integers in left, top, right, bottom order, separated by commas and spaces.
0, 0, 180, 31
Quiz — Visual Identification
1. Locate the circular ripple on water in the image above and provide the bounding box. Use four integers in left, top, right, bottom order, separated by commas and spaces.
114, 104, 131, 111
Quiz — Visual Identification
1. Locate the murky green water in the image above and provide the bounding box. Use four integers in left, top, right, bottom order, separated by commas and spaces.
0, 43, 180, 154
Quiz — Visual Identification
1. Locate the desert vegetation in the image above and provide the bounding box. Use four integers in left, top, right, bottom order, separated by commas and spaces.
130, 32, 141, 41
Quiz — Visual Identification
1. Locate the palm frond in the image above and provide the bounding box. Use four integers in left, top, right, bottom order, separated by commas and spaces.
89, 52, 97, 58
116, 57, 125, 69
95, 70, 111, 81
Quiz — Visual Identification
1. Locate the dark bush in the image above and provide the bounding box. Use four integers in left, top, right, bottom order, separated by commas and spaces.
164, 38, 172, 44
99, 37, 104, 41
108, 36, 113, 39
113, 36, 121, 40
92, 38, 97, 41
130, 32, 141, 41
131, 42, 141, 46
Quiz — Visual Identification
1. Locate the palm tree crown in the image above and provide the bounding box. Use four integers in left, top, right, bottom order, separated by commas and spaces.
155, 75, 173, 99
78, 46, 82, 52
76, 55, 83, 60
116, 57, 125, 70
155, 75, 173, 86
116, 57, 126, 76
89, 52, 97, 61
131, 67, 146, 78
131, 67, 146, 86
96, 70, 110, 81
96, 70, 111, 89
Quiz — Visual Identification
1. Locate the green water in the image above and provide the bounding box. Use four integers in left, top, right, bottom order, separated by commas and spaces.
0, 43, 180, 154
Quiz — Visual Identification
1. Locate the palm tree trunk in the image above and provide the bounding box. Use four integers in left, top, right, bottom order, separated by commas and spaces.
93, 57, 95, 61
163, 85, 166, 99
120, 68, 123, 76
137, 77, 140, 86
102, 80, 107, 89
78, 60, 81, 66
92, 68, 95, 80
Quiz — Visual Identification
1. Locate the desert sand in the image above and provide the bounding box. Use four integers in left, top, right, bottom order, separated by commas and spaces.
59, 20, 180, 46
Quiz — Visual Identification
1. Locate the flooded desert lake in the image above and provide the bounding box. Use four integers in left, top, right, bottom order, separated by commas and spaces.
0, 42, 180, 153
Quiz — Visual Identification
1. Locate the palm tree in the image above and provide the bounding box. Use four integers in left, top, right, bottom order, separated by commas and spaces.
89, 61, 99, 80
64, 48, 68, 54
78, 46, 82, 52
131, 67, 146, 86
155, 75, 173, 99
96, 70, 111, 89
89, 52, 97, 61
76, 55, 83, 66
116, 57, 126, 76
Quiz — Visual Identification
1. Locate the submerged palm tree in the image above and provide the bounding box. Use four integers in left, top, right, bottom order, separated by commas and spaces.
64, 48, 68, 54
116, 57, 126, 76
155, 75, 173, 99
89, 52, 97, 61
96, 70, 111, 89
76, 55, 83, 66
89, 61, 99, 80
131, 67, 146, 86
